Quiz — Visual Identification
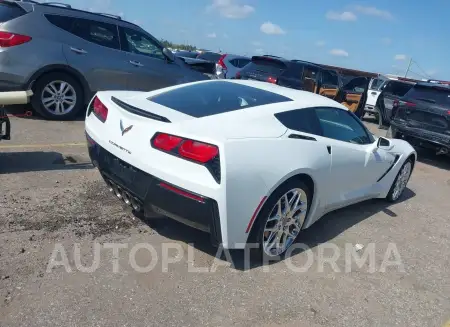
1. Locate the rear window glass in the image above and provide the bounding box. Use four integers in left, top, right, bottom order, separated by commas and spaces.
385, 81, 413, 96
407, 86, 450, 106
0, 3, 25, 23
246, 58, 287, 75
148, 81, 293, 118
197, 52, 222, 62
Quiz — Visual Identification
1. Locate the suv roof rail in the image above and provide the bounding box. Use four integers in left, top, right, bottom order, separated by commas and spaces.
41, 2, 72, 8
96, 12, 122, 20
14, 0, 40, 3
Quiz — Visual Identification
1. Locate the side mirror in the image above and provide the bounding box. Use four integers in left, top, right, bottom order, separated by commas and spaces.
377, 136, 393, 150
162, 48, 175, 62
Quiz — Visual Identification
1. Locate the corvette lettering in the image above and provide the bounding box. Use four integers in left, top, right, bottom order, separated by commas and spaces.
109, 140, 131, 155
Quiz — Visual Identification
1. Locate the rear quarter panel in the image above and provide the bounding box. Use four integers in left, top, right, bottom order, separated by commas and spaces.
222, 137, 331, 247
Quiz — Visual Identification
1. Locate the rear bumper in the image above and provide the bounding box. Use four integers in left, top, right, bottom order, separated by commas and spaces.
391, 121, 450, 151
0, 108, 11, 141
86, 133, 223, 246
364, 104, 377, 113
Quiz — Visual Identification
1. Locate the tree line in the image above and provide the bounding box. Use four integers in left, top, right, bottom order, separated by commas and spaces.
159, 39, 197, 51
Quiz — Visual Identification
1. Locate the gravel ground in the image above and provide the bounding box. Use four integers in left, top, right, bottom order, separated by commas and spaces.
0, 113, 449, 327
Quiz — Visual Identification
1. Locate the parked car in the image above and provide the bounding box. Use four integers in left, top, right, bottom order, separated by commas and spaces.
85, 79, 416, 259
364, 76, 389, 116
387, 82, 450, 155
174, 50, 217, 77
236, 56, 370, 118
376, 79, 415, 128
0, 0, 209, 120
215, 54, 251, 79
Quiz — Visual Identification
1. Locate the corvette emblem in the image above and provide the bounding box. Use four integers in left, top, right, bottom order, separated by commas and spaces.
120, 119, 133, 136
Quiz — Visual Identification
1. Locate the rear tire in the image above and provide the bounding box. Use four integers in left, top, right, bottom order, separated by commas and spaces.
248, 179, 311, 261
31, 72, 84, 120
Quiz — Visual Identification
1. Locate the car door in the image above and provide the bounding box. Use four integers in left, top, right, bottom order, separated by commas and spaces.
313, 107, 394, 210
318, 70, 339, 99
119, 26, 187, 91
333, 76, 370, 118
54, 16, 131, 92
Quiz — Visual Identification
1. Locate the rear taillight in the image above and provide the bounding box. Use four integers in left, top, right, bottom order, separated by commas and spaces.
267, 76, 277, 84
93, 96, 108, 122
0, 32, 31, 47
151, 132, 220, 182
217, 54, 227, 70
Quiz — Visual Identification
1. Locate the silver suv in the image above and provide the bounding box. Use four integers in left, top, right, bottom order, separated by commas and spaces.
0, 0, 208, 120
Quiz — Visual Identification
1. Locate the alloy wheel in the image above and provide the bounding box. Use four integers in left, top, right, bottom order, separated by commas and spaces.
41, 80, 77, 115
262, 188, 308, 257
392, 162, 412, 201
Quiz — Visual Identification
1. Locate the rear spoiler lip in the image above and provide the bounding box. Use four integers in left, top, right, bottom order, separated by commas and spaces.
110, 96, 171, 123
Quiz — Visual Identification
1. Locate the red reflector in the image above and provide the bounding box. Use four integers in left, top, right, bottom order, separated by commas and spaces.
267, 76, 277, 84
93, 96, 108, 122
245, 196, 267, 233
179, 140, 218, 163
0, 31, 31, 47
159, 182, 204, 203
152, 133, 183, 151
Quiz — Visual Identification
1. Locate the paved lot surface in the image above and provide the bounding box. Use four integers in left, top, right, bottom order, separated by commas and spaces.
1, 110, 449, 327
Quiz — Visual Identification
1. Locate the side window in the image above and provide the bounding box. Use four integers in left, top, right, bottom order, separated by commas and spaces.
45, 14, 75, 32
321, 70, 338, 86
391, 82, 413, 96
274, 108, 322, 135
315, 107, 373, 145
71, 18, 120, 50
237, 59, 251, 68
303, 65, 319, 82
228, 59, 239, 67
120, 27, 165, 60
282, 63, 304, 79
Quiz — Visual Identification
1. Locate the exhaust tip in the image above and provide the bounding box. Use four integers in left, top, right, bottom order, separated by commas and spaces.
115, 186, 123, 199
122, 191, 131, 205
130, 197, 141, 212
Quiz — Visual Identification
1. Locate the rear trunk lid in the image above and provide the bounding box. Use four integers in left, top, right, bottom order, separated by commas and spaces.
238, 56, 287, 82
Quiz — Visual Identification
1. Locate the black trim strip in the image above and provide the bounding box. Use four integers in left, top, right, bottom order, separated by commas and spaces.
288, 134, 317, 141
376, 154, 400, 182
111, 96, 171, 123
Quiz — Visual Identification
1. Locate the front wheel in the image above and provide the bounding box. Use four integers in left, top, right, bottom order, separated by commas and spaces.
249, 179, 311, 260
31, 72, 84, 120
386, 159, 413, 202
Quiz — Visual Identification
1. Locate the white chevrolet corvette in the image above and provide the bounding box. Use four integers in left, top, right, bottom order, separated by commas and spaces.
85, 80, 416, 258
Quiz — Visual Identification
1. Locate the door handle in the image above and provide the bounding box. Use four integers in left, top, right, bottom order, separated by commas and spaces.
371, 92, 377, 95
70, 47, 87, 54
129, 60, 143, 67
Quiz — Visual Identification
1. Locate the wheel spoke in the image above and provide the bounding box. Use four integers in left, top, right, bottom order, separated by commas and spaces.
42, 97, 54, 104
59, 82, 67, 94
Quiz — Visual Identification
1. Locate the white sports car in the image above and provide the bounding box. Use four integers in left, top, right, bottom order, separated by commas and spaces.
85, 80, 416, 258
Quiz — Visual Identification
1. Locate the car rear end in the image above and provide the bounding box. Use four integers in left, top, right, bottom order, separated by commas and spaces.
390, 83, 450, 154
85, 85, 226, 246
236, 56, 287, 84
215, 54, 251, 79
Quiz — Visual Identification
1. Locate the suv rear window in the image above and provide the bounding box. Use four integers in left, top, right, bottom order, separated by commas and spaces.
0, 2, 26, 23
245, 57, 287, 75
406, 85, 450, 106
197, 52, 222, 62
148, 81, 293, 118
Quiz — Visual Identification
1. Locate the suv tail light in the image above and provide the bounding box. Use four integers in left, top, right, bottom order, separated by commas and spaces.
267, 76, 277, 84
92, 96, 108, 122
0, 31, 31, 47
217, 54, 227, 70
151, 132, 221, 183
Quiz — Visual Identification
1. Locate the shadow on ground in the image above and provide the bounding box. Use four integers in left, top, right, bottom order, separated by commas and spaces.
0, 151, 93, 174
138, 188, 416, 271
